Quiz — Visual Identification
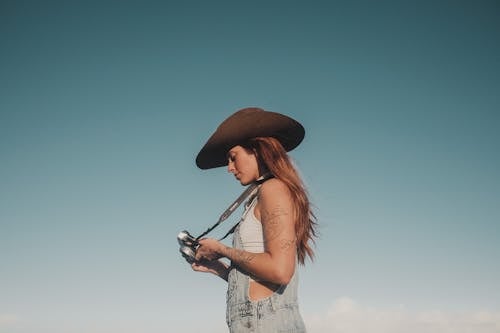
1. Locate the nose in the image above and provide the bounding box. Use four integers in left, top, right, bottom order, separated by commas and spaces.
227, 160, 235, 173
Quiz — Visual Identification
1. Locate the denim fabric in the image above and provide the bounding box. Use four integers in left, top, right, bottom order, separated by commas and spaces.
226, 222, 306, 332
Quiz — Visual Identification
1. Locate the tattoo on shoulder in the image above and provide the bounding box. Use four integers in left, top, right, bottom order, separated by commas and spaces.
262, 205, 289, 223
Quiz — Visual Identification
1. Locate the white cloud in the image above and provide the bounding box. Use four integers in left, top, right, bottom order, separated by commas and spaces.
304, 297, 500, 333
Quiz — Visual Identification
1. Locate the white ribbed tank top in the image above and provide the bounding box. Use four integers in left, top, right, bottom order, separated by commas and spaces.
239, 198, 265, 253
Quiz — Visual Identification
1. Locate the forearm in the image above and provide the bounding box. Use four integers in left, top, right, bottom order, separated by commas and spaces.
219, 245, 293, 285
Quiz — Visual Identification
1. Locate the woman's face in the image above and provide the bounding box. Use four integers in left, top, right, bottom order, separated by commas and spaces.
227, 145, 260, 185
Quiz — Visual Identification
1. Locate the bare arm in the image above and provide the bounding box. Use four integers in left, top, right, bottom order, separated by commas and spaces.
196, 179, 297, 285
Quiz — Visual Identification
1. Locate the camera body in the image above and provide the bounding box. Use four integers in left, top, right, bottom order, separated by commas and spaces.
177, 230, 199, 263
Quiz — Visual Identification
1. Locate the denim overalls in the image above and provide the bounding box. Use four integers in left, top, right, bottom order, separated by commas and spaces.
225, 196, 306, 332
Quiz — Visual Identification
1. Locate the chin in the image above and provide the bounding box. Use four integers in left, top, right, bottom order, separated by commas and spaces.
233, 174, 256, 186
238, 178, 253, 186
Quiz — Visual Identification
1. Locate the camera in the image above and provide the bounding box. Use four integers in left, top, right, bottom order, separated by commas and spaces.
177, 230, 199, 263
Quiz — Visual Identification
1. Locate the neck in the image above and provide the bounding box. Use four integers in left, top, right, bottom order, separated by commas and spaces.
255, 172, 274, 184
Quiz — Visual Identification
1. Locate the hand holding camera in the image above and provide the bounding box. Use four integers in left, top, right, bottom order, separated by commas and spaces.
195, 238, 225, 261
177, 230, 225, 264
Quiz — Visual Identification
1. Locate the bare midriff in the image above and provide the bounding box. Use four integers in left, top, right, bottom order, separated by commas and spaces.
248, 280, 279, 301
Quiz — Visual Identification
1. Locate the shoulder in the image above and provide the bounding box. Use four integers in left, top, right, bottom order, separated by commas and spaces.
257, 178, 295, 230
258, 178, 292, 203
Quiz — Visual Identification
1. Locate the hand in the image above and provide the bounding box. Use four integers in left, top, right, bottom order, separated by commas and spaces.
195, 238, 224, 261
191, 259, 229, 281
191, 260, 220, 274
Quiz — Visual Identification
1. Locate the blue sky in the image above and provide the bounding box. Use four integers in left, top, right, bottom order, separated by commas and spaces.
1, 1, 499, 332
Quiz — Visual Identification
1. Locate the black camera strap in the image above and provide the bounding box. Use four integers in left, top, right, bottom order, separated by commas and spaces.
195, 173, 274, 241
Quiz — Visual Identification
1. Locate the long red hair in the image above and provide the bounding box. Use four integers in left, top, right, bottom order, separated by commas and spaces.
243, 137, 318, 265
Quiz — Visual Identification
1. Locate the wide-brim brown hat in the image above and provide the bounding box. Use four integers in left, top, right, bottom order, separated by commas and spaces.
196, 107, 305, 169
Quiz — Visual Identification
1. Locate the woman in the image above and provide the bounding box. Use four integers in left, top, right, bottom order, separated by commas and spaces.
192, 107, 318, 332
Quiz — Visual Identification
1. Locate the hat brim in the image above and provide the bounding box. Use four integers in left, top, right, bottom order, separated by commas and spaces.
196, 108, 305, 169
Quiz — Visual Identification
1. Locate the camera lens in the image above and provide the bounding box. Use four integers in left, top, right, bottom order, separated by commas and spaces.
180, 246, 196, 262
177, 230, 190, 244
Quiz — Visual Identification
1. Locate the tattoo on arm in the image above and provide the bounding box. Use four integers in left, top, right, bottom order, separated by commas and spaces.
224, 246, 257, 264
279, 238, 296, 252
262, 205, 290, 241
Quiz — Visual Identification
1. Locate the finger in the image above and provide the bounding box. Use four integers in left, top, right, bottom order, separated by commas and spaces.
198, 238, 209, 245
191, 262, 204, 271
